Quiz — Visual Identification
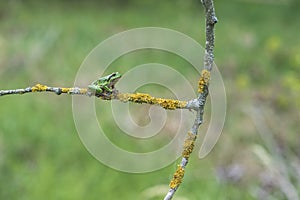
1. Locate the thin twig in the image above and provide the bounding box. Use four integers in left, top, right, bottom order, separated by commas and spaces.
0, 84, 198, 110
0, 84, 89, 96
164, 0, 217, 199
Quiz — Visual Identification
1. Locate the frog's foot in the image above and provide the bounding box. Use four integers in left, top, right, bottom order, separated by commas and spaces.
95, 89, 119, 100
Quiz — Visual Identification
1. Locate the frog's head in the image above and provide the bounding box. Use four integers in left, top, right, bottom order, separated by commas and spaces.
109, 72, 121, 80
107, 72, 122, 87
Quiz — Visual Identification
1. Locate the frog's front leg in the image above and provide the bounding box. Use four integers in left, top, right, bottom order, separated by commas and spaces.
88, 84, 103, 94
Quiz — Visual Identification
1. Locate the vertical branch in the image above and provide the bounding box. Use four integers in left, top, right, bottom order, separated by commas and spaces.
202, 0, 218, 71
164, 0, 217, 199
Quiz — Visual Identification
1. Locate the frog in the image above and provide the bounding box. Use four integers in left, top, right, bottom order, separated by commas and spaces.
88, 72, 122, 96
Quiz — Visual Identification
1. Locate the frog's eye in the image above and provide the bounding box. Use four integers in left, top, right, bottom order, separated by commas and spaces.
108, 72, 117, 80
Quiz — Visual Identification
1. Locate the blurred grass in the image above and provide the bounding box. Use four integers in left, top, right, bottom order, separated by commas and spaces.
0, 0, 300, 199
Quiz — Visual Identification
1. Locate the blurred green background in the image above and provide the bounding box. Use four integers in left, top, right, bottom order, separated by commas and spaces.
0, 0, 299, 199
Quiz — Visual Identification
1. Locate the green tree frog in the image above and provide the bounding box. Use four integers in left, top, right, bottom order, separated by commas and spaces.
88, 72, 122, 96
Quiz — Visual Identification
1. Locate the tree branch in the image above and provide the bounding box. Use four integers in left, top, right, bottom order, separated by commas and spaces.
0, 83, 197, 110
0, 1, 218, 199
164, 0, 217, 199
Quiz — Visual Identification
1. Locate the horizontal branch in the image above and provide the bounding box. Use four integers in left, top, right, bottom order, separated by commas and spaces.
0, 84, 89, 96
117, 93, 187, 110
0, 83, 203, 111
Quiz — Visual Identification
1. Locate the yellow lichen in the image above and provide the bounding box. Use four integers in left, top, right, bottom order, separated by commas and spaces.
80, 88, 88, 94
169, 165, 185, 189
117, 93, 187, 110
61, 88, 71, 93
182, 131, 197, 158
31, 84, 48, 92
116, 93, 130, 101
198, 69, 211, 93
